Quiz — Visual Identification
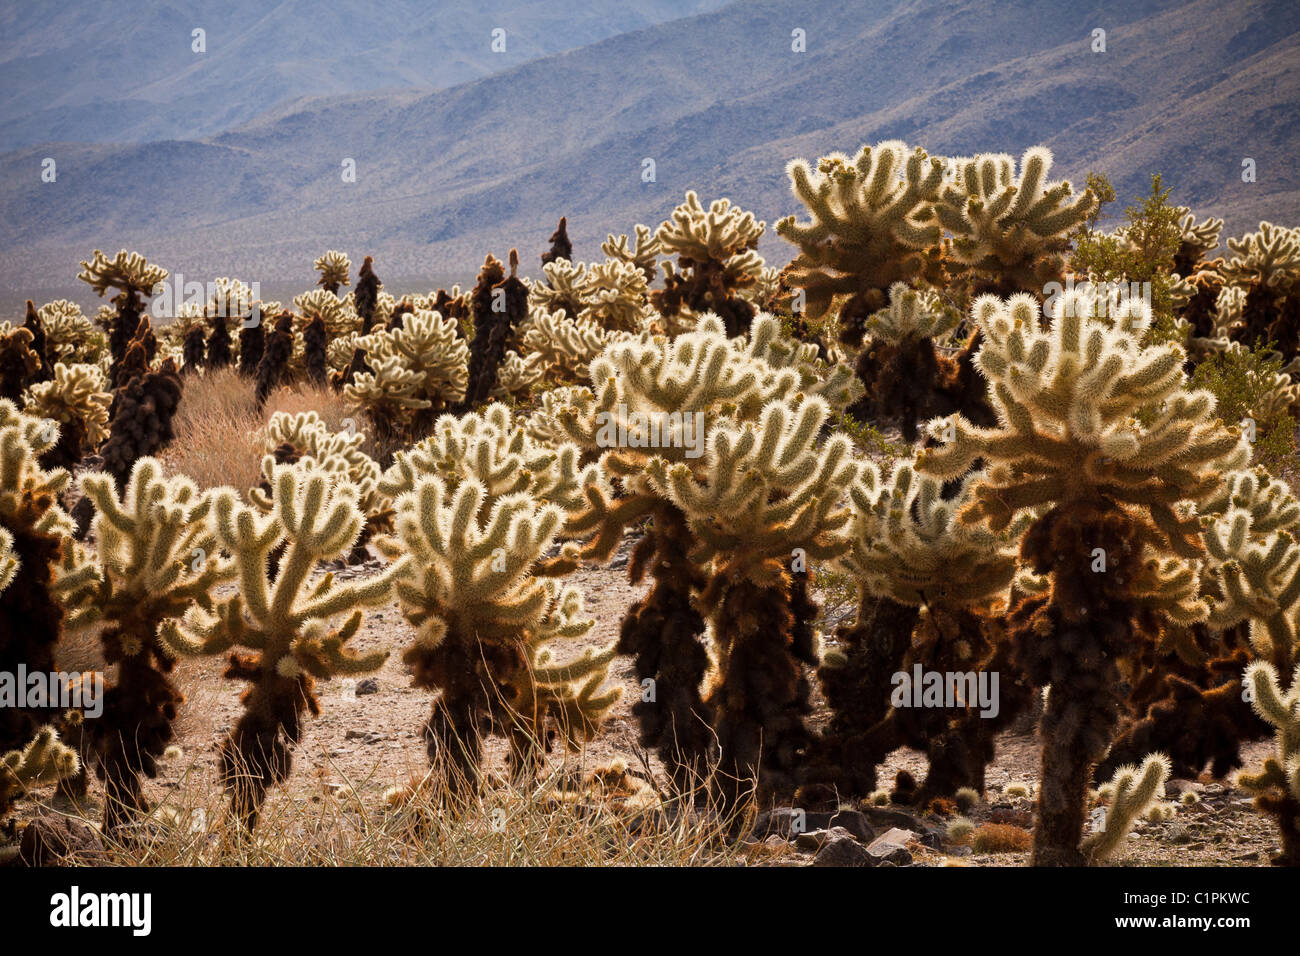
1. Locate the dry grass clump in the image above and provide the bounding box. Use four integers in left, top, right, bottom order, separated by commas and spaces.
59, 749, 749, 867
970, 823, 1032, 855
160, 369, 373, 494
159, 366, 262, 494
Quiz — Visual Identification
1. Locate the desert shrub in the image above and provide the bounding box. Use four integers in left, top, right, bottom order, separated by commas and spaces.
1190, 340, 1297, 466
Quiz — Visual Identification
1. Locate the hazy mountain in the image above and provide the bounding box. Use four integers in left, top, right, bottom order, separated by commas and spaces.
0, 0, 731, 146
1, 0, 1297, 304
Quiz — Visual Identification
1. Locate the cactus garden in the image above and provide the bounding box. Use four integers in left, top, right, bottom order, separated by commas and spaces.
1, 3, 1298, 884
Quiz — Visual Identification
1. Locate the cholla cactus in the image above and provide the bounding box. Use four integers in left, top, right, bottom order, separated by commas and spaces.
1219, 222, 1300, 361
23, 362, 111, 469
602, 224, 660, 284
1173, 208, 1224, 276
852, 282, 977, 441
776, 141, 945, 338
1084, 753, 1171, 864
553, 314, 855, 790
78, 250, 167, 369
37, 300, 103, 366
652, 192, 767, 336
815, 463, 1029, 802
463, 252, 529, 410
0, 526, 15, 594
1238, 661, 1300, 864
642, 394, 858, 802
295, 288, 357, 341
376, 475, 619, 794
353, 255, 382, 333
1221, 222, 1300, 291
1099, 467, 1297, 784
917, 290, 1247, 865
99, 357, 183, 492
0, 326, 40, 401
76, 458, 233, 829
313, 250, 351, 295
864, 282, 961, 346
934, 146, 1096, 296
161, 462, 406, 829
517, 305, 623, 385
0, 402, 94, 751
530, 255, 653, 337
540, 216, 572, 268
0, 726, 80, 821
379, 402, 596, 515
256, 411, 385, 549
580, 258, 652, 333
1202, 468, 1300, 667
344, 309, 468, 448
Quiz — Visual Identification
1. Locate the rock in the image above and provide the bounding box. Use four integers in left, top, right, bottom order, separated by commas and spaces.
812, 834, 873, 867
355, 678, 380, 696
1164, 778, 1203, 798
18, 815, 105, 866
828, 809, 876, 844
751, 807, 832, 840
795, 826, 854, 852
858, 805, 944, 848
344, 729, 364, 740
866, 827, 916, 866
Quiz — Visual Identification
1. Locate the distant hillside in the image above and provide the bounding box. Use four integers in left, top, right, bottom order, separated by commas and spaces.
0, 0, 730, 147
2, 0, 1297, 301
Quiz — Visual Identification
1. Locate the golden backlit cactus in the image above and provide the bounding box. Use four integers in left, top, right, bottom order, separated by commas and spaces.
76, 249, 167, 300
0, 726, 80, 821
517, 305, 624, 385
1173, 207, 1224, 275
1238, 660, 1300, 864
916, 289, 1246, 865
345, 309, 469, 435
23, 362, 111, 468
643, 394, 858, 802
653, 191, 768, 335
161, 461, 407, 829
379, 401, 598, 515
76, 457, 234, 829
918, 290, 1245, 552
812, 464, 1029, 804
376, 474, 619, 792
934, 146, 1097, 295
294, 288, 358, 341
1220, 222, 1300, 291
313, 249, 352, 295
602, 224, 661, 284
0, 401, 95, 751
0, 526, 15, 595
78, 249, 169, 373
777, 140, 945, 334
1201, 468, 1300, 669
1084, 753, 1171, 864
864, 282, 961, 346
37, 299, 104, 366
